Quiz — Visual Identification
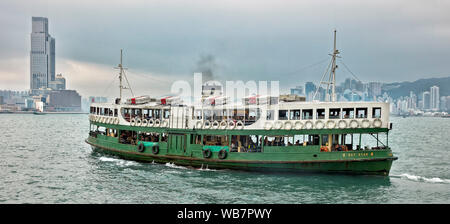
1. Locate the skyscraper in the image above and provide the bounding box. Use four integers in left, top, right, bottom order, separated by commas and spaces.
430, 86, 439, 110
422, 91, 430, 110
30, 17, 55, 90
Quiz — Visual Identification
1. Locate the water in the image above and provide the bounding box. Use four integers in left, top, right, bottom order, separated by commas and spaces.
0, 114, 449, 203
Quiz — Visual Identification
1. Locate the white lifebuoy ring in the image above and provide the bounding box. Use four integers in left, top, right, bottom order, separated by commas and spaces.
315, 120, 325, 129
338, 120, 347, 129
142, 119, 148, 126
273, 121, 283, 129
161, 120, 169, 128
148, 119, 154, 127
361, 119, 371, 128
326, 120, 336, 129
294, 121, 303, 130
203, 120, 211, 129
154, 119, 161, 127
235, 120, 244, 129
115, 117, 119, 124
349, 120, 359, 128
373, 119, 382, 128
108, 117, 113, 124
136, 118, 142, 126
304, 120, 313, 129
228, 121, 236, 129
264, 122, 273, 130
195, 120, 203, 129
284, 121, 293, 130
219, 121, 228, 129
130, 118, 136, 126
212, 121, 220, 129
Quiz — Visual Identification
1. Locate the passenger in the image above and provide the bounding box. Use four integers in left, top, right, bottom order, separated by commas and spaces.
295, 140, 300, 146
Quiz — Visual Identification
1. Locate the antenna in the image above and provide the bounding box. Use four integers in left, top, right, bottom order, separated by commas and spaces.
313, 30, 340, 102
114, 49, 133, 103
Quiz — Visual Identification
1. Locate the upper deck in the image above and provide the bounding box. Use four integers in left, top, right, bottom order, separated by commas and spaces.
89, 100, 390, 132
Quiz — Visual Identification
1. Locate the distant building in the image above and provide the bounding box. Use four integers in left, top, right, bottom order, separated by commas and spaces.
368, 82, 382, 98
290, 86, 304, 96
48, 73, 66, 90
422, 91, 430, 109
430, 86, 439, 110
30, 17, 55, 90
47, 90, 81, 111
0, 96, 3, 105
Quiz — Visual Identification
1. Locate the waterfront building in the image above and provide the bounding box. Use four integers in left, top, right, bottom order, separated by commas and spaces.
422, 91, 430, 110
30, 17, 55, 90
430, 86, 439, 110
290, 86, 304, 96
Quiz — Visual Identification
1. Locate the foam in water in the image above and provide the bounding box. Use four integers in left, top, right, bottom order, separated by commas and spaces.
99, 157, 139, 167
393, 173, 450, 184
165, 162, 187, 169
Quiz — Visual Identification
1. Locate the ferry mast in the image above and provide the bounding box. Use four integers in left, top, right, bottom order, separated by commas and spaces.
114, 49, 133, 103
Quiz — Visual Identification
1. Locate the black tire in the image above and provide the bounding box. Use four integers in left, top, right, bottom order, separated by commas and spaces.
203, 149, 212, 159
138, 143, 145, 152
152, 145, 159, 155
218, 149, 227, 160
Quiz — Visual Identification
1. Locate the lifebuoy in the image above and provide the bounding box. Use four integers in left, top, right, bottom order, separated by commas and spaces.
304, 121, 313, 129
203, 120, 211, 129
284, 121, 293, 130
373, 118, 382, 128
212, 121, 220, 129
235, 120, 244, 129
218, 149, 227, 160
152, 145, 159, 154
220, 121, 228, 129
161, 120, 168, 128
130, 118, 136, 126
361, 119, 370, 128
274, 121, 283, 129
136, 118, 142, 126
326, 120, 336, 129
154, 119, 161, 127
294, 121, 303, 130
228, 121, 236, 129
138, 142, 145, 152
142, 119, 148, 126
349, 120, 359, 128
115, 117, 119, 124
315, 120, 324, 129
338, 120, 347, 129
148, 119, 155, 127
203, 149, 212, 158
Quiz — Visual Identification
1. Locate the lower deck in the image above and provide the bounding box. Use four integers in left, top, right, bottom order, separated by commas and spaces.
86, 122, 397, 175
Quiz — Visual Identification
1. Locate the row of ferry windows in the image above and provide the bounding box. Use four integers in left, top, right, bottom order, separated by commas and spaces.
269, 107, 381, 120
122, 108, 170, 120
90, 107, 118, 117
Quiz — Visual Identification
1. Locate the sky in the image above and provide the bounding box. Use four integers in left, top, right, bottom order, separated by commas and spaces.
0, 0, 449, 98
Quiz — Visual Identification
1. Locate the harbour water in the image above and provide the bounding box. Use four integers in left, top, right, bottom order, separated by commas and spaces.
0, 114, 449, 203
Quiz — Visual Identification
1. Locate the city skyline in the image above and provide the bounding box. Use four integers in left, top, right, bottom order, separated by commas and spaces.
0, 0, 449, 98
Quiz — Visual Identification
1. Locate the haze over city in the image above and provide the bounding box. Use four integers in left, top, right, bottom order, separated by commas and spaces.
0, 0, 449, 98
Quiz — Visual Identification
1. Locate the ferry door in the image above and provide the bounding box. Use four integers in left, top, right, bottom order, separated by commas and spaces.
169, 134, 186, 154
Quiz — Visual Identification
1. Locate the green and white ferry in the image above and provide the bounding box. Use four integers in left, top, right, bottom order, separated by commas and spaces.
86, 32, 397, 175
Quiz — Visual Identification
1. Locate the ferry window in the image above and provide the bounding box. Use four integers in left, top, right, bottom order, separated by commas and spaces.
290, 110, 301, 120
154, 109, 161, 119
114, 109, 118, 117
147, 109, 154, 119
231, 135, 261, 152
342, 108, 354, 119
372, 107, 381, 118
191, 134, 201, 144
308, 135, 320, 145
161, 133, 168, 142
203, 135, 229, 146
96, 107, 100, 115
248, 109, 260, 121
329, 108, 341, 119
316, 109, 325, 119
279, 110, 288, 120
213, 110, 223, 120
163, 109, 170, 119
302, 109, 313, 119
266, 110, 274, 120
356, 108, 368, 118
203, 110, 212, 121
193, 109, 202, 119
109, 108, 114, 116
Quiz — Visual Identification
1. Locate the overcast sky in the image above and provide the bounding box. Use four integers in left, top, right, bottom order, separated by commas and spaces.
0, 0, 449, 97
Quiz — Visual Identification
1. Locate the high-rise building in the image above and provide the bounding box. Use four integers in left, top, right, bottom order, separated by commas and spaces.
422, 91, 430, 110
30, 17, 55, 90
430, 86, 439, 110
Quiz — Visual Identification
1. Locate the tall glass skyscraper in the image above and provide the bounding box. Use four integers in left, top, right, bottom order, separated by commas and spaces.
30, 17, 55, 90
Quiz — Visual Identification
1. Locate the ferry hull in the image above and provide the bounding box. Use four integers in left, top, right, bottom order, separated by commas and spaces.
86, 138, 395, 176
